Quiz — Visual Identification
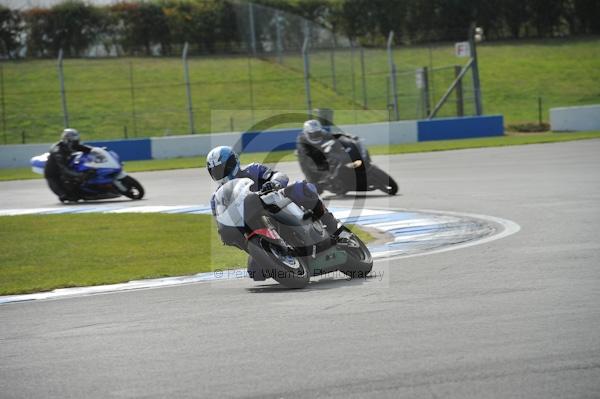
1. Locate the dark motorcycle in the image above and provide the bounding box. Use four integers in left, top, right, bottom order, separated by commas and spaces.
304, 135, 398, 196
213, 178, 373, 289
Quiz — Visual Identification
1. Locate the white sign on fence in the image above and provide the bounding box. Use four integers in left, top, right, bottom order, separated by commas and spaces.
415, 68, 424, 89
455, 41, 471, 57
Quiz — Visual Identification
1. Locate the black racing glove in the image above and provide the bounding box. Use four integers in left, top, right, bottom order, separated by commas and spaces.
261, 180, 282, 192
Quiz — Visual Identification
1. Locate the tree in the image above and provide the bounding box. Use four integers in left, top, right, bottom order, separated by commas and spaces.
23, 1, 102, 57
528, 0, 563, 37
49, 1, 103, 56
23, 8, 53, 57
0, 6, 23, 58
110, 2, 170, 56
337, 0, 377, 42
502, 0, 530, 38
574, 0, 600, 34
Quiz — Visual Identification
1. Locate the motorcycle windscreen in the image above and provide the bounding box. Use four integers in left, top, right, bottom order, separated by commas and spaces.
30, 152, 49, 175
214, 178, 254, 227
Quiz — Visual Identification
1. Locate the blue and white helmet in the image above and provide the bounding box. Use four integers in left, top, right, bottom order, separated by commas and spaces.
206, 146, 240, 184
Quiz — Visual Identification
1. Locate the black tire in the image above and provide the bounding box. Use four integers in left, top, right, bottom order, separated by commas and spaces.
338, 228, 373, 279
116, 176, 144, 200
369, 166, 398, 195
247, 237, 310, 289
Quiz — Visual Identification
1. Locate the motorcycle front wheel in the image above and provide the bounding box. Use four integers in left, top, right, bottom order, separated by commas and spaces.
247, 237, 310, 289
115, 176, 145, 200
338, 228, 373, 278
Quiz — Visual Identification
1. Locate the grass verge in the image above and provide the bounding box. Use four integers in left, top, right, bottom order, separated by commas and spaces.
0, 213, 373, 295
2, 131, 599, 182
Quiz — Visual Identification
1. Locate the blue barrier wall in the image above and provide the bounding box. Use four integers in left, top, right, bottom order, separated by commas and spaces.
0, 115, 506, 168
241, 129, 300, 153
87, 138, 152, 161
417, 115, 504, 141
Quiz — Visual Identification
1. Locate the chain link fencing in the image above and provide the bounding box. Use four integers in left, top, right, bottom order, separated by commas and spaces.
3, 1, 563, 145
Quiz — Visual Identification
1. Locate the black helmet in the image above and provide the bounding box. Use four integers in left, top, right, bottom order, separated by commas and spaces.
303, 119, 329, 144
61, 128, 80, 150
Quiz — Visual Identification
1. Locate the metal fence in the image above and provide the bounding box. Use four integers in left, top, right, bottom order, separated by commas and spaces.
0, 1, 483, 145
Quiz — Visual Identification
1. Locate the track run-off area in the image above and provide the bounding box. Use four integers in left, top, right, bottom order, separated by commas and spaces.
1, 140, 599, 398
0, 204, 519, 304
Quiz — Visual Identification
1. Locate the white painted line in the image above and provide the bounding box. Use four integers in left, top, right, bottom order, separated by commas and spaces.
368, 217, 458, 230
375, 211, 520, 262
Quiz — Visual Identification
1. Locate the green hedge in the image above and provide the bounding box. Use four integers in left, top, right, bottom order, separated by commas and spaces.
1, 0, 600, 58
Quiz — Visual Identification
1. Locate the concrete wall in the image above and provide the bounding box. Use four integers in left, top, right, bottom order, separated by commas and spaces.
150, 132, 242, 160
338, 120, 418, 145
0, 115, 504, 168
550, 105, 600, 131
0, 143, 51, 169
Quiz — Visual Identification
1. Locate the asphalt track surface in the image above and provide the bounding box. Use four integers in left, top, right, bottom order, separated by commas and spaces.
1, 140, 599, 398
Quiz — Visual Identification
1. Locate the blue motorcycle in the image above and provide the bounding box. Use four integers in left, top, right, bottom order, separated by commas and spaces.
31, 146, 144, 201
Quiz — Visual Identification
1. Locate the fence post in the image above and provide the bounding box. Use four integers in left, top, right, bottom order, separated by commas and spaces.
428, 45, 435, 109
248, 2, 257, 56
350, 42, 357, 119
422, 67, 431, 118
360, 46, 367, 109
275, 10, 283, 64
386, 76, 390, 110
303, 19, 310, 42
428, 59, 473, 119
302, 37, 312, 116
182, 42, 195, 134
469, 25, 483, 115
128, 61, 138, 137
57, 49, 69, 128
387, 31, 399, 121
454, 65, 464, 117
329, 41, 336, 93
247, 55, 256, 125
0, 64, 6, 144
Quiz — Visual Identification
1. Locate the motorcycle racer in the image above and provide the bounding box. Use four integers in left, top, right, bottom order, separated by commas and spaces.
296, 119, 358, 191
44, 128, 94, 202
206, 146, 339, 247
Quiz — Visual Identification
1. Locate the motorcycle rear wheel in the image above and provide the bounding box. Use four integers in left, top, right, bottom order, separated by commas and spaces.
369, 166, 398, 195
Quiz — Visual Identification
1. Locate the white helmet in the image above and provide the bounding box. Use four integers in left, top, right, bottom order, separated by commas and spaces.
302, 119, 328, 144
